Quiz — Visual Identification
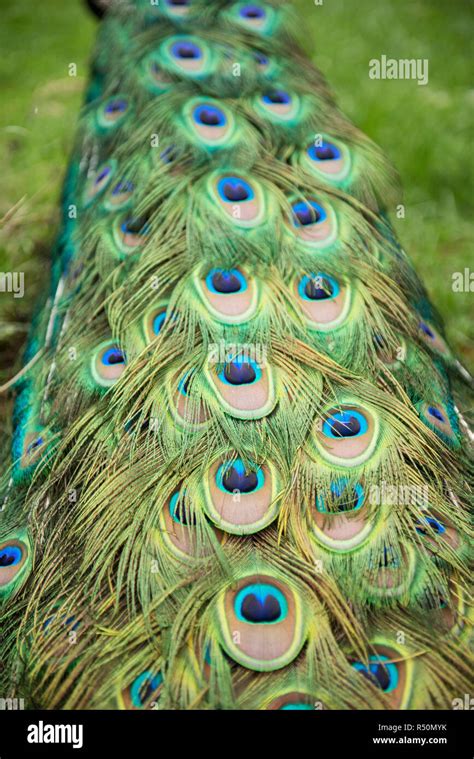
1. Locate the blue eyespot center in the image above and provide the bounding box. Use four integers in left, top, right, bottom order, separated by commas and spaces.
308, 140, 341, 162
235, 583, 288, 624
105, 98, 127, 114
322, 410, 368, 439
169, 491, 196, 525
207, 268, 247, 294
172, 41, 202, 60
152, 310, 167, 335
240, 4, 266, 19
223, 358, 258, 385
102, 348, 125, 366
263, 89, 291, 105
292, 200, 327, 226
352, 655, 398, 693
0, 545, 22, 568
317, 481, 365, 513
218, 176, 254, 203
415, 515, 446, 536
27, 437, 44, 455
95, 167, 111, 185
420, 321, 435, 339
194, 104, 227, 127
298, 273, 339, 301
121, 217, 150, 237
112, 180, 134, 196
427, 406, 445, 423
254, 52, 269, 66
219, 459, 262, 494
130, 671, 163, 708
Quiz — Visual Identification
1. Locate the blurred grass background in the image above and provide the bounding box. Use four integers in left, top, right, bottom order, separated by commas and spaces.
0, 0, 472, 369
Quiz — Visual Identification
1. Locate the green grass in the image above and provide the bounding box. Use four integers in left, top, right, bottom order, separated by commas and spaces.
0, 0, 472, 367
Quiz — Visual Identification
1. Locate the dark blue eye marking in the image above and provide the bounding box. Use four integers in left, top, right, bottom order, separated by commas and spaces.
160, 145, 179, 164
352, 656, 398, 693
217, 176, 254, 203
178, 370, 194, 397
26, 437, 44, 456
217, 459, 264, 495
206, 268, 247, 294
95, 166, 111, 185
153, 310, 167, 335
262, 89, 291, 105
169, 491, 196, 525
171, 41, 202, 60
0, 545, 22, 567
130, 671, 163, 708
105, 98, 127, 114
254, 52, 269, 66
419, 321, 435, 339
166, 0, 190, 6
307, 140, 341, 161
240, 4, 266, 19
415, 515, 446, 536
298, 273, 339, 301
322, 410, 368, 439
292, 200, 327, 227
427, 406, 445, 423
101, 348, 125, 367
220, 357, 261, 386
194, 104, 227, 127
112, 180, 134, 195
235, 583, 288, 624
317, 481, 365, 513
121, 217, 151, 237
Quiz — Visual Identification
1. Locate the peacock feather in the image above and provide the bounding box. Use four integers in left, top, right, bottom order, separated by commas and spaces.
0, 0, 472, 711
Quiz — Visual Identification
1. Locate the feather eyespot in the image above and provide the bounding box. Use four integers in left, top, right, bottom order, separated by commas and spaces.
349, 643, 412, 709
312, 481, 374, 550
304, 138, 351, 184
163, 0, 191, 17
115, 215, 151, 252
21, 432, 47, 468
207, 350, 276, 419
316, 481, 365, 513
197, 267, 258, 324
105, 179, 134, 210
295, 273, 350, 330
143, 302, 170, 343
206, 268, 247, 294
157, 489, 218, 559
418, 401, 458, 445
83, 162, 115, 206
0, 539, 29, 591
418, 320, 450, 357
216, 574, 305, 671
92, 342, 126, 388
256, 88, 301, 122
98, 97, 129, 128
287, 198, 337, 248
203, 456, 279, 534
120, 671, 163, 710
164, 36, 211, 78
220, 357, 261, 386
211, 174, 265, 227
315, 405, 378, 466
231, 2, 275, 34
187, 100, 235, 148
351, 655, 398, 693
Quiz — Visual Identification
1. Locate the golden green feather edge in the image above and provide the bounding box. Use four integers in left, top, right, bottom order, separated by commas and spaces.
0, 0, 472, 710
